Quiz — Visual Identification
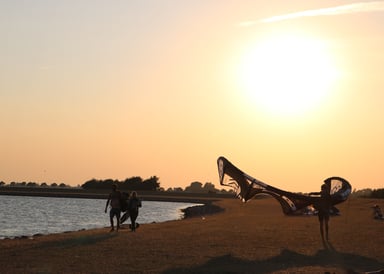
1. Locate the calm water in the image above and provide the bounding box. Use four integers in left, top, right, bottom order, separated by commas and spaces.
0, 195, 201, 239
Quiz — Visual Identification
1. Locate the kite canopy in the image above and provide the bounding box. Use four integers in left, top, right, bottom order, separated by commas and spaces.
217, 156, 351, 215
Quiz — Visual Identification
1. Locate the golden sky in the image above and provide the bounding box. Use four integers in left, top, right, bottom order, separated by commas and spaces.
1, 1, 384, 192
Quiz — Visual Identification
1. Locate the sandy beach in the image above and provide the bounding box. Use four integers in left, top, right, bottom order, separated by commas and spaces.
1, 197, 383, 274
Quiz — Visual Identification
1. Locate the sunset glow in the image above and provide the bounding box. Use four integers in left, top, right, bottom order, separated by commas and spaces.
237, 34, 339, 117
1, 1, 384, 192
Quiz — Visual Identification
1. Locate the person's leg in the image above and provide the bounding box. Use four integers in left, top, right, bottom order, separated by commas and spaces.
116, 210, 121, 231
130, 210, 138, 231
324, 216, 329, 241
318, 214, 325, 242
109, 210, 115, 231
131, 216, 136, 231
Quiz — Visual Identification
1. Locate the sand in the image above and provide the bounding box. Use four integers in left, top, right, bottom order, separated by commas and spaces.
1, 197, 383, 274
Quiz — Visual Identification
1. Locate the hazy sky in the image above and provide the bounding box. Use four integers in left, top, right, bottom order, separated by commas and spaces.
1, 1, 384, 192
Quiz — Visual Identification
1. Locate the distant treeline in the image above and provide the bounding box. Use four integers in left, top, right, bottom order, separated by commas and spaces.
0, 176, 160, 191
351, 188, 384, 199
0, 179, 233, 194
0, 181, 68, 188
81, 176, 160, 191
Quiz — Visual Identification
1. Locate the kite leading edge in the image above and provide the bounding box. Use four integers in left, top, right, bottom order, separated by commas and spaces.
217, 156, 352, 215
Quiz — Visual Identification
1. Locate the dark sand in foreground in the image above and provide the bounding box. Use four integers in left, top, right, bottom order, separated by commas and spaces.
1, 197, 383, 273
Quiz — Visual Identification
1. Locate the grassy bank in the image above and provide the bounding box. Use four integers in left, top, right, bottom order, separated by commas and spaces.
1, 197, 383, 273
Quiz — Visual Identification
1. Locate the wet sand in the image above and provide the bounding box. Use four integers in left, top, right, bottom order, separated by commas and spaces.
1, 197, 383, 273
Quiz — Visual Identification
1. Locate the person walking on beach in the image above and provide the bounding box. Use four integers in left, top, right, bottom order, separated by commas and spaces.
128, 191, 141, 232
310, 181, 332, 243
105, 184, 122, 232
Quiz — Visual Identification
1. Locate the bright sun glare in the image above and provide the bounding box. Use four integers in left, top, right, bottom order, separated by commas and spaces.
238, 34, 339, 117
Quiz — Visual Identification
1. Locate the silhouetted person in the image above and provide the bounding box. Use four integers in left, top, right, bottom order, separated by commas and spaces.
128, 191, 141, 232
105, 184, 122, 232
310, 181, 332, 243
373, 204, 383, 220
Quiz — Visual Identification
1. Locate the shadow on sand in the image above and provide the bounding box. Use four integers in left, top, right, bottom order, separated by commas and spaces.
162, 247, 384, 274
32, 232, 118, 249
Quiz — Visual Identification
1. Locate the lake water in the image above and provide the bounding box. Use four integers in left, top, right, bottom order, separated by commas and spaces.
0, 195, 201, 239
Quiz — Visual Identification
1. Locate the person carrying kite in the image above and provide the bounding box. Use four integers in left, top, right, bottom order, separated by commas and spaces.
310, 182, 332, 243
105, 184, 122, 232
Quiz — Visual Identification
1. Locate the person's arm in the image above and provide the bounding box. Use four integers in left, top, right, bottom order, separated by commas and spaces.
105, 195, 111, 213
308, 192, 320, 196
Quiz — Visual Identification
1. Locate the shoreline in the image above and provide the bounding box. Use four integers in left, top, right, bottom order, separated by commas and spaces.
1, 197, 225, 241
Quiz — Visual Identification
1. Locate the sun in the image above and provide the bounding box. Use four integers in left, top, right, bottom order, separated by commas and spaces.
237, 34, 339, 117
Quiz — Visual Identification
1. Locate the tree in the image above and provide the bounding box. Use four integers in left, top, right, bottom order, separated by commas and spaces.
142, 176, 160, 191
185, 181, 204, 193
167, 187, 183, 192
203, 182, 217, 193
351, 188, 372, 197
81, 178, 114, 189
371, 188, 384, 198
81, 176, 162, 191
122, 176, 143, 190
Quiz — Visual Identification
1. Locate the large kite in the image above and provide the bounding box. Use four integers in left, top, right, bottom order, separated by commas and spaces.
217, 156, 351, 215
